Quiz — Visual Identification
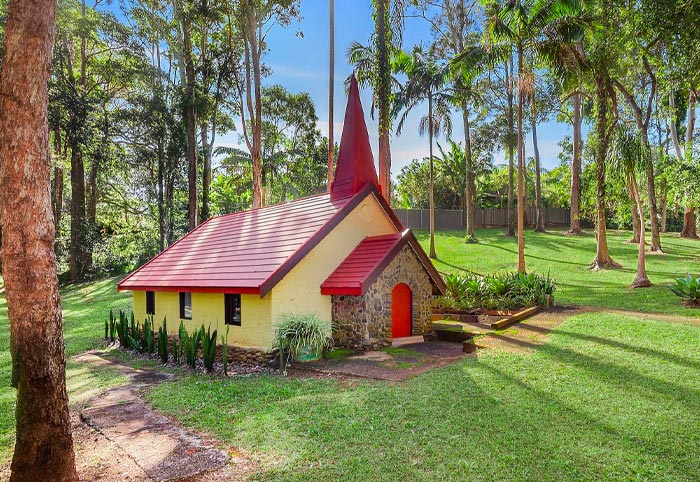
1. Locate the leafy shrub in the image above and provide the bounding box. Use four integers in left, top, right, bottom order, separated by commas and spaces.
201, 325, 218, 372
669, 275, 700, 305
274, 313, 333, 369
436, 271, 556, 311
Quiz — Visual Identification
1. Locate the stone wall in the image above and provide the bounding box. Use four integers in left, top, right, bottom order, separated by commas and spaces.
331, 245, 433, 349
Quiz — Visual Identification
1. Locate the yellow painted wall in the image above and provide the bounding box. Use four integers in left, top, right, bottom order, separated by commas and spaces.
270, 193, 398, 326
131, 290, 272, 351
129, 192, 398, 350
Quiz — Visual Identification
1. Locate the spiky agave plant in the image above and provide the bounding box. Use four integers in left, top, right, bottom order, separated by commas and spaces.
158, 317, 169, 363
201, 325, 218, 372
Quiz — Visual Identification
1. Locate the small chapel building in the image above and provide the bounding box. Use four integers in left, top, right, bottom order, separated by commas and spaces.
118, 77, 445, 353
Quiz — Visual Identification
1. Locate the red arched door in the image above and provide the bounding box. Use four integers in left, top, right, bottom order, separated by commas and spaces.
391, 283, 412, 338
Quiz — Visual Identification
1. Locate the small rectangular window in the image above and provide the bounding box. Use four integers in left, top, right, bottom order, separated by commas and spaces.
179, 292, 192, 320
146, 291, 155, 315
225, 294, 241, 326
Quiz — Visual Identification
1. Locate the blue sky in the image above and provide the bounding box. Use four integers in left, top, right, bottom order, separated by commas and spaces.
118, 0, 573, 176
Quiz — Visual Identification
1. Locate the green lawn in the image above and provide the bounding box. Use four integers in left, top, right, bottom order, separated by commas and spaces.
0, 277, 131, 462
415, 228, 700, 316
2, 230, 700, 480
148, 312, 700, 481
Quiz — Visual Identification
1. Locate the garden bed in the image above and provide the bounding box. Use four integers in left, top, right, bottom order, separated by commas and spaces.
432, 305, 542, 342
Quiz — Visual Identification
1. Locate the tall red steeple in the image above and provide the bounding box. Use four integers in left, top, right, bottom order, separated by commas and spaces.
330, 74, 381, 200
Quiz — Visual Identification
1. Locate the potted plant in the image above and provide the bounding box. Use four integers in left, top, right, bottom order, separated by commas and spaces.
274, 313, 333, 368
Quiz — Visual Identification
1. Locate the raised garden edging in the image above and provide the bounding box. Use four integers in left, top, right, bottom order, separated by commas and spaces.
431, 305, 543, 342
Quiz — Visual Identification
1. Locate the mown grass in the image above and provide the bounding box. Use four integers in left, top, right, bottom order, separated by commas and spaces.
415, 228, 700, 316
147, 312, 700, 481
0, 277, 131, 463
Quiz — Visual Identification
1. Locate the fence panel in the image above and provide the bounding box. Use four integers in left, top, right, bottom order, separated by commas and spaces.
395, 207, 570, 230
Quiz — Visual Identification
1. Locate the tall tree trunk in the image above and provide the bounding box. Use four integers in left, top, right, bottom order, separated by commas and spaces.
681, 94, 696, 238
157, 136, 166, 251
428, 95, 436, 259
376, 0, 391, 204
569, 91, 582, 234
630, 177, 651, 288
327, 0, 335, 190
69, 141, 86, 281
200, 122, 211, 221
660, 177, 667, 233
627, 181, 640, 244
591, 75, 620, 270
462, 100, 475, 241
644, 148, 662, 252
0, 1, 78, 479
681, 207, 698, 238
506, 53, 515, 237
180, 4, 198, 230
516, 46, 525, 273
531, 91, 544, 233
51, 130, 64, 255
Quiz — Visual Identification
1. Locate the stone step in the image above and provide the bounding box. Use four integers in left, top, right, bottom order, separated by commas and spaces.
392, 335, 425, 347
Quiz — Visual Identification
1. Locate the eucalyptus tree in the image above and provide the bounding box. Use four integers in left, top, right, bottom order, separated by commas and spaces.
611, 126, 652, 288
52, 0, 146, 280
226, 0, 300, 208
481, 0, 585, 272
394, 45, 453, 259
0, 0, 78, 479
410, 0, 485, 241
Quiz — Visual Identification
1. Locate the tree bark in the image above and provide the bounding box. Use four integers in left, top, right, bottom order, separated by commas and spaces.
630, 176, 651, 288
590, 74, 620, 270
327, 0, 335, 190
69, 141, 86, 281
0, 0, 78, 479
428, 95, 436, 259
569, 91, 582, 234
376, 0, 391, 204
200, 122, 211, 222
462, 100, 476, 241
531, 90, 544, 233
627, 181, 640, 244
659, 177, 667, 233
506, 53, 515, 237
516, 46, 525, 273
681, 207, 698, 238
179, 2, 198, 230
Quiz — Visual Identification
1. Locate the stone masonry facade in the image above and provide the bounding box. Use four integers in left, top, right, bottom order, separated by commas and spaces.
331, 245, 433, 349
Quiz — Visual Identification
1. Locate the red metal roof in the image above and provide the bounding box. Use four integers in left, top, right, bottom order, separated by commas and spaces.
117, 188, 377, 296
321, 229, 446, 296
330, 74, 381, 201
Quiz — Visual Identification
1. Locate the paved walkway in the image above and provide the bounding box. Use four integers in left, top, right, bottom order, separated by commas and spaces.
74, 353, 229, 481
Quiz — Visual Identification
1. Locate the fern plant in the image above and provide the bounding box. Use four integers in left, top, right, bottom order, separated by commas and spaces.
201, 325, 218, 372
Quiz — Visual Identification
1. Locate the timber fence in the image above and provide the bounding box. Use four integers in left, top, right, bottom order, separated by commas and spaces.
393, 207, 570, 230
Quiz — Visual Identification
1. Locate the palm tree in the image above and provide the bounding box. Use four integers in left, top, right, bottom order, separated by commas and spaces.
346, 1, 405, 203
482, 0, 585, 272
394, 45, 453, 259
611, 126, 652, 288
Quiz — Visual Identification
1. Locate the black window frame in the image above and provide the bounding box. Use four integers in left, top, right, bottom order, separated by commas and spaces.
179, 292, 192, 320
225, 293, 241, 326
146, 291, 155, 315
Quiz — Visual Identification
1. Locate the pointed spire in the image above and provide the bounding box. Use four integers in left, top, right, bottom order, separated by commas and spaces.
330, 74, 380, 200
